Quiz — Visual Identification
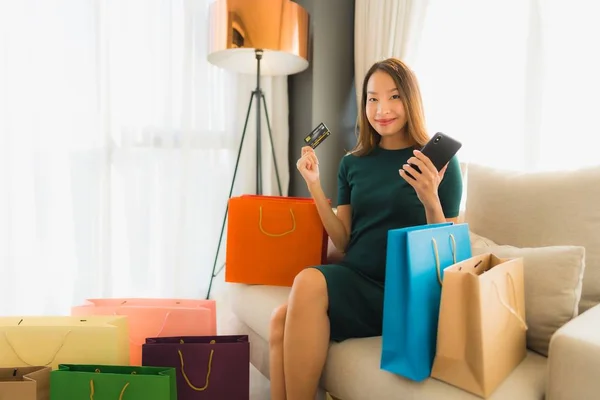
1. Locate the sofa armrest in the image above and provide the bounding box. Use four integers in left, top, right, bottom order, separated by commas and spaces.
546, 303, 600, 400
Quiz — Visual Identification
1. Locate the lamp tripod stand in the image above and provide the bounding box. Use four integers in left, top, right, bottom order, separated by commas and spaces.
205, 49, 283, 299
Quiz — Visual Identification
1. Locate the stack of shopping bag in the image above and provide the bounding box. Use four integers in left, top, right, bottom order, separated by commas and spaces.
225, 195, 329, 286
70, 298, 217, 365
0, 298, 252, 399
0, 193, 325, 400
381, 222, 528, 398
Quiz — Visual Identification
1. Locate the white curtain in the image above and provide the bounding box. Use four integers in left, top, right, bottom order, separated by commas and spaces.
0, 0, 289, 316
413, 0, 600, 171
354, 0, 431, 102
354, 0, 600, 172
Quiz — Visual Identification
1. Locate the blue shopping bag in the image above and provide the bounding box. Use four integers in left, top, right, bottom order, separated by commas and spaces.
380, 222, 472, 381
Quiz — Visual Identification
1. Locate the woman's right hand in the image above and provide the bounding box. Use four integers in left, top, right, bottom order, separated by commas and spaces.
296, 146, 320, 186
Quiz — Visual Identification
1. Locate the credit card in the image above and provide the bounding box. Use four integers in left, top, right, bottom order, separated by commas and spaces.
304, 122, 331, 149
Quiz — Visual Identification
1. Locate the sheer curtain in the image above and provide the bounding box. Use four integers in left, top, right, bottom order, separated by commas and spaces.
412, 0, 600, 171
0, 0, 289, 316
354, 0, 430, 103
354, 0, 600, 172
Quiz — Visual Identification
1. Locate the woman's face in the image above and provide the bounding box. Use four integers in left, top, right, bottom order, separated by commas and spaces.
365, 70, 407, 137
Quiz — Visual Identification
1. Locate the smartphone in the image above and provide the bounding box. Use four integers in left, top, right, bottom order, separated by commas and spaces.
409, 132, 462, 175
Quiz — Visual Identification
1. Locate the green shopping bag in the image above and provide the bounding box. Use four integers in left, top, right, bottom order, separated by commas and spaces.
50, 364, 176, 400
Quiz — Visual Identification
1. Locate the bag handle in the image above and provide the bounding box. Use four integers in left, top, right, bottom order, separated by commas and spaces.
89, 369, 135, 400
3, 329, 72, 367
177, 338, 215, 391
493, 273, 528, 330
431, 234, 457, 286
259, 207, 296, 237
113, 311, 172, 346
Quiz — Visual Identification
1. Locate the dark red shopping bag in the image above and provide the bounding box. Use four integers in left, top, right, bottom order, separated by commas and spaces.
142, 335, 249, 400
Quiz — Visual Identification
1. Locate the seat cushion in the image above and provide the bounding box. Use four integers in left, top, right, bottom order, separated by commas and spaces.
229, 283, 548, 400
229, 283, 291, 341
323, 337, 547, 400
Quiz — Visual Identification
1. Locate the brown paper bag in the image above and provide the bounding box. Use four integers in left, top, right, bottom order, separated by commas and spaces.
431, 253, 527, 398
0, 366, 50, 400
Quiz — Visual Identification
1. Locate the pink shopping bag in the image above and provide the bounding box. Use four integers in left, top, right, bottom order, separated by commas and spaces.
71, 298, 216, 365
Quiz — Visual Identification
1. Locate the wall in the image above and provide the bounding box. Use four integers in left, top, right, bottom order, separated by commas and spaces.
288, 0, 357, 205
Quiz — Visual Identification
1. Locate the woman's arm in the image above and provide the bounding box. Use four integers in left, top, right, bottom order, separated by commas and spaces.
297, 147, 353, 253
423, 203, 457, 223
435, 156, 463, 224
424, 201, 448, 224
400, 151, 463, 225
308, 182, 352, 253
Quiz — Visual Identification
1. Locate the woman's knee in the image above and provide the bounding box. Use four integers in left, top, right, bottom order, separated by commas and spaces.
290, 268, 328, 306
269, 303, 288, 346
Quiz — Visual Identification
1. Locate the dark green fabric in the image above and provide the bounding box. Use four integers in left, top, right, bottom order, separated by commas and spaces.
314, 146, 463, 342
50, 364, 177, 400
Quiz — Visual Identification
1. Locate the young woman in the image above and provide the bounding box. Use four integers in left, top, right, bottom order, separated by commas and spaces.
269, 58, 463, 400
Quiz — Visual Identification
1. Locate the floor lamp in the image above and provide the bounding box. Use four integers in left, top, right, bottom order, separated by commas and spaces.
205, 0, 309, 299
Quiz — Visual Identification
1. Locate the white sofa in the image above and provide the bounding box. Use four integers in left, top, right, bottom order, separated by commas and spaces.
222, 163, 600, 399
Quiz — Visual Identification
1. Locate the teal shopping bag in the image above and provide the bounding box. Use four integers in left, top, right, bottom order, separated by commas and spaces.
380, 223, 471, 382
50, 364, 177, 400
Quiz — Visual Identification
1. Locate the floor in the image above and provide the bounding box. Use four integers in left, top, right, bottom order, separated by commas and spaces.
250, 365, 271, 400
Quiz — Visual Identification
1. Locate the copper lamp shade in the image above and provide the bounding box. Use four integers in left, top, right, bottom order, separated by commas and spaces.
207, 0, 310, 76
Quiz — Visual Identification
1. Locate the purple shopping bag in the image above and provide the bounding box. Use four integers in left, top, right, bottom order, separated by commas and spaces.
141, 335, 249, 400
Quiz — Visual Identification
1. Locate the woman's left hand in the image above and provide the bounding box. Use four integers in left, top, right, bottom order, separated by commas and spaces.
399, 149, 447, 208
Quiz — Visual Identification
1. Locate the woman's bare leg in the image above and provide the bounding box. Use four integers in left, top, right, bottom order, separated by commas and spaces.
269, 303, 288, 400
284, 268, 330, 400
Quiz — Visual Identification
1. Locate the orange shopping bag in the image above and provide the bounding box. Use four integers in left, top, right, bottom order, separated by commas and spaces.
71, 298, 216, 366
225, 195, 328, 286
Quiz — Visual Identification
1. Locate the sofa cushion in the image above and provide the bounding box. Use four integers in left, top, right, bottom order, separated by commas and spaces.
228, 282, 548, 400
323, 337, 546, 400
464, 163, 600, 313
470, 231, 498, 248
228, 283, 291, 340
469, 236, 585, 356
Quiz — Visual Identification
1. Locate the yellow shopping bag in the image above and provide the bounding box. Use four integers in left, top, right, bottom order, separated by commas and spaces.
0, 316, 129, 370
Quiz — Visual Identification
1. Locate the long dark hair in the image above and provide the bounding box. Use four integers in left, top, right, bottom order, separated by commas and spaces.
352, 58, 429, 156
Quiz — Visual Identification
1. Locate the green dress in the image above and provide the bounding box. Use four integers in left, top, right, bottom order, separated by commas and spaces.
312, 146, 463, 342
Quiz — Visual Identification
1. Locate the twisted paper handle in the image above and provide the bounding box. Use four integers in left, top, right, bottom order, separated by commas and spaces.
178, 339, 215, 391
89, 368, 135, 400
431, 234, 457, 286
259, 207, 296, 237
3, 330, 72, 367
89, 381, 130, 400
493, 273, 528, 330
